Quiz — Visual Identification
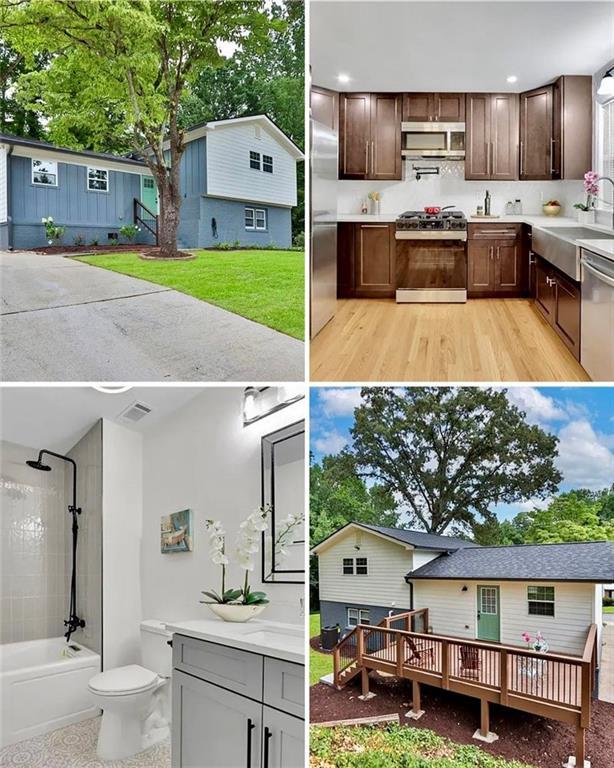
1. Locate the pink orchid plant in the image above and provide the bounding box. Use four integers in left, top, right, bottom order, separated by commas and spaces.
574, 171, 600, 212
521, 630, 548, 653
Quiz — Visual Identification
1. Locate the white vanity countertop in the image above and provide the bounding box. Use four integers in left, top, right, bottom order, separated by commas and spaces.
166, 618, 305, 665
576, 239, 614, 261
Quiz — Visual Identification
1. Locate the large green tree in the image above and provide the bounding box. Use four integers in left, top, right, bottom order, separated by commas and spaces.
344, 387, 562, 535
1, 0, 277, 257
0, 39, 46, 137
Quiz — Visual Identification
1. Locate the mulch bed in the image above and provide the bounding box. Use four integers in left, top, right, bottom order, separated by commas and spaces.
24, 244, 157, 255
310, 636, 334, 655
310, 676, 614, 768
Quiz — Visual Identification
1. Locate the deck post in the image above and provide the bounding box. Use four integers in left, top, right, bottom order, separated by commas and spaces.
500, 649, 508, 706
441, 639, 449, 689
405, 679, 424, 720
358, 667, 375, 701
396, 634, 403, 676
472, 699, 498, 744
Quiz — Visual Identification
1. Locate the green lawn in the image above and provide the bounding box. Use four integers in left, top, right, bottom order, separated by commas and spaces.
310, 612, 334, 685
75, 249, 304, 339
604, 605, 614, 613
310, 724, 537, 768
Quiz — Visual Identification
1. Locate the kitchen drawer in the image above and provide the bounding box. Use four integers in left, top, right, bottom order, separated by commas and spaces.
468, 223, 521, 240
173, 634, 263, 700
263, 658, 304, 719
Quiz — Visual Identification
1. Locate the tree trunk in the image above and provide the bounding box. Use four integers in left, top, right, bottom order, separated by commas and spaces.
152, 148, 183, 257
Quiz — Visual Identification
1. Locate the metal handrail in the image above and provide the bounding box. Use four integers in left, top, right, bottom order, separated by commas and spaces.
133, 198, 158, 245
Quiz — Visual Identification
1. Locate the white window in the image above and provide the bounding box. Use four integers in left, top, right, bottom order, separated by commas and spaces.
255, 208, 267, 230
87, 167, 109, 192
245, 207, 266, 231
599, 100, 614, 211
245, 208, 255, 230
342, 557, 354, 575
528, 585, 555, 617
249, 151, 260, 170
263, 154, 273, 174
32, 158, 58, 186
347, 608, 370, 627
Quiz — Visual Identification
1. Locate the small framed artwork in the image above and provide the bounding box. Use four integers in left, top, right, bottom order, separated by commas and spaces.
161, 509, 193, 553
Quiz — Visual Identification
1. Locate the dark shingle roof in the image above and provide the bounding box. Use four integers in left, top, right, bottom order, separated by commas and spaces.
0, 133, 147, 166
408, 541, 614, 582
361, 523, 477, 550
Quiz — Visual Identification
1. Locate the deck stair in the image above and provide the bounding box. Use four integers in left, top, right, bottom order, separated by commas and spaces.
331, 609, 599, 768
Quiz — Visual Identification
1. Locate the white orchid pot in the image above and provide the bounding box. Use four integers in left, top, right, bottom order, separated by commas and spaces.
207, 603, 267, 623
577, 210, 595, 224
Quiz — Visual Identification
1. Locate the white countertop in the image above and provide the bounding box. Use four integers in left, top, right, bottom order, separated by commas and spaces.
166, 618, 305, 665
576, 239, 614, 260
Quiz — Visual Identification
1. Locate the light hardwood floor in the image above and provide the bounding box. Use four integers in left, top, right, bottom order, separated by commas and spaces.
310, 298, 590, 382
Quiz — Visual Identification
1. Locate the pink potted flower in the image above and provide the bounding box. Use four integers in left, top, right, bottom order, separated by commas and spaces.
574, 171, 599, 224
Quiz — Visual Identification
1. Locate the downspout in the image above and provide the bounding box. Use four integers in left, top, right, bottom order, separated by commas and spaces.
6, 143, 13, 250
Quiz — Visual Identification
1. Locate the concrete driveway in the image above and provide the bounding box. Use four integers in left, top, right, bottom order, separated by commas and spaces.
0, 251, 304, 381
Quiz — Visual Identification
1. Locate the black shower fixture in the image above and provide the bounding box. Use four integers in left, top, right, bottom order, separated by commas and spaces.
26, 449, 86, 642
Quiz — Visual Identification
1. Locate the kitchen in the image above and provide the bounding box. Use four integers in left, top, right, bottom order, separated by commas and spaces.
309, 0, 614, 382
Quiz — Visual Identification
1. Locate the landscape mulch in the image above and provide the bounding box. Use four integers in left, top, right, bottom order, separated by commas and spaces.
25, 244, 157, 255
310, 676, 614, 768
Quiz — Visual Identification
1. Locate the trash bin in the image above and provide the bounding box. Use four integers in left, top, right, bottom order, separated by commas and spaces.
320, 624, 340, 650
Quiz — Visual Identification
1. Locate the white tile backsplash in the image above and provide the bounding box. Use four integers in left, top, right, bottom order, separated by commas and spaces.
336, 161, 585, 218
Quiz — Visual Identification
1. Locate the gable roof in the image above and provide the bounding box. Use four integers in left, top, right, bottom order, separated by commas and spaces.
408, 540, 614, 583
311, 521, 477, 555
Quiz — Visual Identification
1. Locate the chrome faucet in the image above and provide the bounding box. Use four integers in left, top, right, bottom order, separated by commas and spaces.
596, 176, 614, 230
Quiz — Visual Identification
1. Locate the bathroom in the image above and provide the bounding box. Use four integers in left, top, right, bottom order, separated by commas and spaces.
0, 385, 306, 768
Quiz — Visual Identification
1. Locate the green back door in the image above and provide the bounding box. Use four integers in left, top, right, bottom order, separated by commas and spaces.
476, 585, 500, 642
140, 176, 158, 213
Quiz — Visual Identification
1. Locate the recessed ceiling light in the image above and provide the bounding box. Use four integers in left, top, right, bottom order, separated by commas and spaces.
337, 74, 350, 84
506, 75, 518, 84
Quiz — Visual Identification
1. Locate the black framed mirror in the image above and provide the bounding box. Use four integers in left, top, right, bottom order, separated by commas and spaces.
261, 419, 305, 584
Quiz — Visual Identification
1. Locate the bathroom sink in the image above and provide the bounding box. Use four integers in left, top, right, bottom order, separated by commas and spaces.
242, 629, 304, 649
541, 227, 614, 240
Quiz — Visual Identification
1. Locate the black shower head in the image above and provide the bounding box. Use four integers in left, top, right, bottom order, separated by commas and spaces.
26, 459, 52, 472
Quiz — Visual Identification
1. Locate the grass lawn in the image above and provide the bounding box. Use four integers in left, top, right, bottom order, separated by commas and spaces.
75, 249, 304, 340
604, 605, 614, 613
310, 724, 536, 768
310, 612, 333, 685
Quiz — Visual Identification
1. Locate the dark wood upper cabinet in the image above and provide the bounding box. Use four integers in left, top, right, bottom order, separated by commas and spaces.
519, 85, 553, 180
552, 76, 592, 180
311, 86, 338, 132
339, 93, 371, 178
403, 92, 465, 122
339, 93, 401, 180
465, 93, 518, 181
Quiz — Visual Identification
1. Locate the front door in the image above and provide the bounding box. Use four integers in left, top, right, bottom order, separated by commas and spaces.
140, 175, 158, 213
476, 585, 500, 642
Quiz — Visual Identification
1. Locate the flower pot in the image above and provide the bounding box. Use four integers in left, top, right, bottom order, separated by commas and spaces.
542, 204, 561, 217
577, 210, 595, 225
206, 603, 267, 623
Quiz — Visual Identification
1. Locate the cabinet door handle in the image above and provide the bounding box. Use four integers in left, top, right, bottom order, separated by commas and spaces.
491, 142, 495, 176
489, 246, 494, 261
246, 718, 255, 768
371, 141, 374, 176
519, 141, 524, 176
485, 142, 490, 176
263, 726, 272, 768
365, 141, 369, 175
550, 138, 557, 175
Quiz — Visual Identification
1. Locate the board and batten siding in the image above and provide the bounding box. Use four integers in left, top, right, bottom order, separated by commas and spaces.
318, 531, 414, 609
206, 122, 297, 208
413, 579, 597, 656
0, 144, 8, 222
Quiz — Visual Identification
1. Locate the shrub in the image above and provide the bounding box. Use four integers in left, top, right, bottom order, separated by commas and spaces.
603, 596, 614, 607
90, 238, 99, 246
41, 216, 65, 245
109, 239, 120, 247
233, 239, 241, 249
119, 224, 140, 242
73, 234, 86, 247
214, 242, 233, 250
293, 231, 305, 249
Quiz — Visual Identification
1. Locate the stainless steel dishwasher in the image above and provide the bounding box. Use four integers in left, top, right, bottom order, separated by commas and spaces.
581, 248, 614, 380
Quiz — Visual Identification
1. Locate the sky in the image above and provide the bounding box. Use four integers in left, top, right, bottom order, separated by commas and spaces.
310, 386, 614, 522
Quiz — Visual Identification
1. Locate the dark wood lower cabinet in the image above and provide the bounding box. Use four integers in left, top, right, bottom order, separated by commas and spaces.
467, 237, 526, 296
468, 241, 495, 293
338, 223, 395, 298
533, 256, 580, 359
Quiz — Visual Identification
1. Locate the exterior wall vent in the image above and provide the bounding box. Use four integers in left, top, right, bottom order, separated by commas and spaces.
118, 401, 152, 423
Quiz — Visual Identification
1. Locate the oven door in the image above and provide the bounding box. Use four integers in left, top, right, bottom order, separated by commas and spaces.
396, 239, 467, 302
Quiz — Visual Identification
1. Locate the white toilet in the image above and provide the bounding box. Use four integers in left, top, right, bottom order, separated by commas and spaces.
88, 619, 172, 760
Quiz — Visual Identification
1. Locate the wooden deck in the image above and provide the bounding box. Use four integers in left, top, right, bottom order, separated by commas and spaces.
333, 610, 598, 766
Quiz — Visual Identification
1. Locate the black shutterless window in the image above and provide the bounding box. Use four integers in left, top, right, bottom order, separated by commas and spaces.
250, 151, 260, 170
342, 558, 354, 575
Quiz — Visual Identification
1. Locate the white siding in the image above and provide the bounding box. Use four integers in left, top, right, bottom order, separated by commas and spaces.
206, 122, 297, 207
0, 145, 7, 222
413, 550, 442, 569
318, 530, 413, 608
413, 579, 595, 656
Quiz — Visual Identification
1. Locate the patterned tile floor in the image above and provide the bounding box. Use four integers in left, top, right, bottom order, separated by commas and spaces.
0, 716, 171, 767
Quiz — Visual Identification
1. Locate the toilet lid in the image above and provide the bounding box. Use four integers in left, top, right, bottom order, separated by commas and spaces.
89, 664, 158, 695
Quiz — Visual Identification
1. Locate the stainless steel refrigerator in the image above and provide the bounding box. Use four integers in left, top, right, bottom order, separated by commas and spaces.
310, 118, 338, 338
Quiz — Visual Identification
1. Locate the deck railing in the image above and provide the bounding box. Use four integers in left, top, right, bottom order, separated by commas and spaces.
333, 614, 598, 729
133, 198, 159, 245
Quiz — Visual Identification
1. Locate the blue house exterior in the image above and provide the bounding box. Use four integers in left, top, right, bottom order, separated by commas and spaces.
0, 115, 303, 251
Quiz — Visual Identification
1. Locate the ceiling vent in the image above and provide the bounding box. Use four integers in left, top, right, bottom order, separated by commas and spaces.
118, 401, 152, 423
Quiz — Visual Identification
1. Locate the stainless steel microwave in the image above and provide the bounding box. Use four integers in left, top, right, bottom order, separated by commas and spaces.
401, 121, 465, 160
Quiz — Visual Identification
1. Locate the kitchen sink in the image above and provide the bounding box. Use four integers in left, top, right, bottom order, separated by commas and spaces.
541, 227, 614, 240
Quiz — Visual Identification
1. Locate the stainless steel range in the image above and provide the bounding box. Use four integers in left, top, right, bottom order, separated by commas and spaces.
395, 210, 468, 302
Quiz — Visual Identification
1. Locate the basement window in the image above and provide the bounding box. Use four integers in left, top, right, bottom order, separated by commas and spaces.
245, 207, 267, 231
263, 154, 273, 173
249, 151, 261, 170
347, 608, 370, 627
342, 558, 354, 575
87, 167, 109, 192
32, 158, 58, 186
528, 585, 555, 617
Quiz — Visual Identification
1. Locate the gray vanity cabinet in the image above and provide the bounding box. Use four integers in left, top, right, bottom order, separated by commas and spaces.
172, 634, 304, 768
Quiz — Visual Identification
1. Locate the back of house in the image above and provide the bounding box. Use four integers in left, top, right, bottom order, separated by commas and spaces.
0, 114, 302, 251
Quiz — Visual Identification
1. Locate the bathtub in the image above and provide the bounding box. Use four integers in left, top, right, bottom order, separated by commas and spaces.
0, 636, 100, 748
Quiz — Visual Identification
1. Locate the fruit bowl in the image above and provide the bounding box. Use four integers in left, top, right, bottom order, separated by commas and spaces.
542, 201, 561, 216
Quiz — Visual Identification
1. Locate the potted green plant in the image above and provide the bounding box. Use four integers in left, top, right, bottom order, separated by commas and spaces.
41, 216, 66, 245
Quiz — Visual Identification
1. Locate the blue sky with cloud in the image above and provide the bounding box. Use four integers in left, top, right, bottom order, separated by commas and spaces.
310, 386, 614, 523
